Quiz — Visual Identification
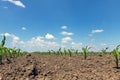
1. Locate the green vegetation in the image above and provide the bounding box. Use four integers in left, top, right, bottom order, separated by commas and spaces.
113, 45, 120, 69
101, 47, 109, 54
0, 35, 27, 64
35, 48, 80, 57
1, 35, 6, 47
1, 35, 120, 70
82, 46, 92, 59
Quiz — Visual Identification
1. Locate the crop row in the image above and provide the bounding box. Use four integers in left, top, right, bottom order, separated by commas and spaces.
0, 35, 120, 69
0, 35, 27, 64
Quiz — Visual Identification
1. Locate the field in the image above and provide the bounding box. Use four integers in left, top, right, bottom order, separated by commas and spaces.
0, 53, 120, 80
0, 36, 120, 80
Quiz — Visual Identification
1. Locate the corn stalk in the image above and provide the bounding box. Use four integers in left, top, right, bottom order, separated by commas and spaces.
82, 46, 91, 59
0, 35, 27, 64
0, 35, 6, 47
113, 45, 120, 69
101, 47, 109, 54
0, 35, 6, 64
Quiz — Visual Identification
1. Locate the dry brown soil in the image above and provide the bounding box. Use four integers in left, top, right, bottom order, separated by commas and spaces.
0, 54, 120, 80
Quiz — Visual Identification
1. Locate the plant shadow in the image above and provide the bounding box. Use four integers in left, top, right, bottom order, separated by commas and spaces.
113, 67, 120, 69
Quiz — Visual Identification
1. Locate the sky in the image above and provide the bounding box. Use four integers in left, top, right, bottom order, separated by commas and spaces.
0, 0, 120, 52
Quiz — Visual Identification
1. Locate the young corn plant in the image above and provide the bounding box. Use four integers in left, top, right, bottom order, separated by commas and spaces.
75, 49, 79, 54
68, 48, 78, 56
48, 50, 51, 55
113, 45, 120, 69
56, 48, 62, 55
68, 49, 72, 57
59, 48, 63, 55
0, 35, 6, 64
0, 47, 3, 64
51, 50, 56, 54
0, 35, 27, 64
72, 49, 79, 54
64, 48, 68, 55
82, 46, 91, 60
101, 47, 109, 54
0, 35, 6, 47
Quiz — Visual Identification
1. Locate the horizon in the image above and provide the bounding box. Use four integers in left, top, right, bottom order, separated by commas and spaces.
0, 0, 120, 52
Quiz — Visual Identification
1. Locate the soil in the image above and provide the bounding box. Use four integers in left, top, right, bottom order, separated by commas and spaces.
0, 53, 120, 80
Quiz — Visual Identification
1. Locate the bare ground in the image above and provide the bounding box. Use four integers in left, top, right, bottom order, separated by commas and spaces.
0, 54, 120, 80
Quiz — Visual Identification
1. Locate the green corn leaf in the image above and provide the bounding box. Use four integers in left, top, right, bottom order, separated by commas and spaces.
0, 35, 6, 47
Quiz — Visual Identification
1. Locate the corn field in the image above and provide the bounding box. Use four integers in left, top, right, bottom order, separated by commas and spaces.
0, 35, 120, 69
0, 35, 27, 64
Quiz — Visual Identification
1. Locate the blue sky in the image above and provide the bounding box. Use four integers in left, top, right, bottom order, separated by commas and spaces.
0, 0, 120, 52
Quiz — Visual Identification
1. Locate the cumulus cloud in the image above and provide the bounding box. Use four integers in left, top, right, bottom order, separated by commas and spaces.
28, 36, 45, 46
61, 26, 67, 30
1, 33, 20, 46
4, 32, 11, 36
22, 27, 26, 30
71, 42, 83, 50
1, 33, 19, 41
0, 33, 60, 52
45, 33, 55, 40
19, 36, 59, 52
91, 29, 104, 33
2, 0, 26, 8
1, 32, 114, 52
61, 31, 74, 36
62, 37, 72, 43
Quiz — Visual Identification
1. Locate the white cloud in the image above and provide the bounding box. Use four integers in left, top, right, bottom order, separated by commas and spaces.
61, 26, 67, 30
91, 29, 104, 33
22, 27, 26, 30
0, 33, 60, 52
61, 31, 74, 36
71, 42, 82, 45
1, 33, 19, 40
0, 33, 20, 46
2, 0, 26, 8
71, 42, 82, 50
62, 37, 72, 43
4, 33, 11, 36
1, 32, 116, 52
45, 33, 55, 40
19, 36, 59, 52
27, 36, 46, 47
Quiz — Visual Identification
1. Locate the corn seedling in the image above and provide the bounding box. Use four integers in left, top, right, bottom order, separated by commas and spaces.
56, 48, 62, 55
63, 48, 68, 55
0, 35, 6, 64
0, 35, 6, 47
72, 49, 79, 54
101, 47, 109, 54
68, 49, 72, 57
48, 48, 79, 56
0, 35, 27, 64
113, 45, 120, 69
58, 48, 63, 55
51, 50, 56, 54
75, 49, 79, 54
82, 46, 91, 59
48, 50, 51, 55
